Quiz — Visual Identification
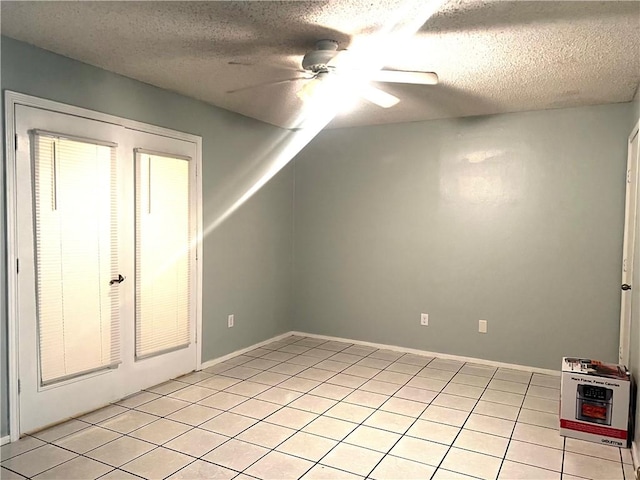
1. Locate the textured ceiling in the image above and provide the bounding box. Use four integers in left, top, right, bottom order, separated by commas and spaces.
1, 1, 639, 129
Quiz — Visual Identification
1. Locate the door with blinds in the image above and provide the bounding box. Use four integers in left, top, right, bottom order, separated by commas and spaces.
124, 130, 198, 393
15, 105, 198, 434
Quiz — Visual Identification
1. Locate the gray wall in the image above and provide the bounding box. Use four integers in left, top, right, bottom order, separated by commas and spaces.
293, 104, 632, 370
0, 37, 295, 436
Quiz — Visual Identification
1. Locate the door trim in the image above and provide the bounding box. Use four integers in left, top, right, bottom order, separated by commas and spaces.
620, 119, 640, 366
4, 91, 204, 441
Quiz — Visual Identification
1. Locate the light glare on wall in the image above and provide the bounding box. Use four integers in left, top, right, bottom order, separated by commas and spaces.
439, 148, 524, 204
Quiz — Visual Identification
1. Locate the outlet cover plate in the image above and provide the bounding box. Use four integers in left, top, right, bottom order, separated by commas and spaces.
421, 313, 429, 326
479, 319, 487, 333
228, 314, 234, 328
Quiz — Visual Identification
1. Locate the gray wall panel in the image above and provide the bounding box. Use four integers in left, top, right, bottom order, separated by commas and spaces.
293, 104, 631, 370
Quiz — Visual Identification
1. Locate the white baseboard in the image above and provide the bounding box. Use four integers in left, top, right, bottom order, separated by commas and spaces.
632, 440, 639, 474
200, 329, 559, 376
290, 331, 560, 376
199, 331, 295, 371
1, 435, 10, 446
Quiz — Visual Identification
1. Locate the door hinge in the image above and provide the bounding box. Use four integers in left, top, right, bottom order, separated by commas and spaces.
15, 134, 18, 151
624, 257, 628, 273
18, 379, 21, 394
16, 258, 19, 274
628, 169, 633, 184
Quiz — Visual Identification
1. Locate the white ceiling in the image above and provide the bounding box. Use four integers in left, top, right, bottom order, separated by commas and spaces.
2, 1, 639, 129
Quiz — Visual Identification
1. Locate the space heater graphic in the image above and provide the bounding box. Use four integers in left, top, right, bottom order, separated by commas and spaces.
576, 384, 613, 426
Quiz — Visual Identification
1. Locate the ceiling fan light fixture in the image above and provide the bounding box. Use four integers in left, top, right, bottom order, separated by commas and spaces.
360, 84, 400, 108
296, 72, 330, 102
301, 40, 340, 72
296, 72, 361, 116
370, 70, 439, 85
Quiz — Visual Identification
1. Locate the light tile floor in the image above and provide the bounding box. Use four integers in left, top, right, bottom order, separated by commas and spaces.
1, 335, 635, 480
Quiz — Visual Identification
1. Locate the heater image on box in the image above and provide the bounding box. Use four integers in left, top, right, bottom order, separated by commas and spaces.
576, 384, 613, 426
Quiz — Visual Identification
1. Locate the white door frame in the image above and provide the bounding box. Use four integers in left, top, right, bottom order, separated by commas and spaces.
4, 91, 204, 441
620, 119, 640, 366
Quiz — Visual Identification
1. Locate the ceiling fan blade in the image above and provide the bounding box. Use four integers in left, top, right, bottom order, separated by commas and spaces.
326, 50, 352, 68
228, 61, 308, 74
370, 70, 439, 85
227, 77, 311, 94
359, 85, 400, 108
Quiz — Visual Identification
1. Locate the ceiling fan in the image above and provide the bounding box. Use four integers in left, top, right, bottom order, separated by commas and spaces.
228, 39, 439, 109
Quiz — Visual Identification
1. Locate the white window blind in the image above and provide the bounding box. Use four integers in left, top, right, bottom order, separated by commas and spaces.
33, 132, 121, 386
135, 151, 191, 359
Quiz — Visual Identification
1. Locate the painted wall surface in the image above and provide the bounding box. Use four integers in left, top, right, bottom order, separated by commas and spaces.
0, 37, 294, 436
293, 104, 631, 370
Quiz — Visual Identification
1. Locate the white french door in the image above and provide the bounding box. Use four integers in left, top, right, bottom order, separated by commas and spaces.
14, 104, 199, 434
620, 122, 640, 366
123, 130, 198, 390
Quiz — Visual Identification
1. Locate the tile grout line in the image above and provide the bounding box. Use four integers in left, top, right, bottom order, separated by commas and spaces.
4, 371, 530, 479
3, 336, 572, 480
308, 355, 441, 478
0, 379, 571, 479
160, 336, 360, 479
360, 358, 467, 479
225, 338, 409, 478
4, 341, 298, 480
278, 344, 437, 478
212, 338, 452, 478
494, 370, 532, 479
428, 364, 504, 479
11, 434, 151, 480
202, 338, 373, 479
561, 435, 566, 478
2, 337, 340, 480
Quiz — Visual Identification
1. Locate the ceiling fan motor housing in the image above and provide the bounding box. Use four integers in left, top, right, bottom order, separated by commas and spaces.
301, 39, 339, 73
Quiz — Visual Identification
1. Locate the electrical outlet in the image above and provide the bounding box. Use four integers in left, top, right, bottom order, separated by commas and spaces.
479, 319, 487, 333
421, 313, 429, 326
228, 314, 234, 328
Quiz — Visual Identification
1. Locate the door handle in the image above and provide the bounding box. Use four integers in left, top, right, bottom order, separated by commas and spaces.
109, 274, 125, 286
621, 283, 631, 291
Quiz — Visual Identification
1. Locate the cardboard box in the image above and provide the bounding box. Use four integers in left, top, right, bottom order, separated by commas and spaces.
560, 358, 632, 447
